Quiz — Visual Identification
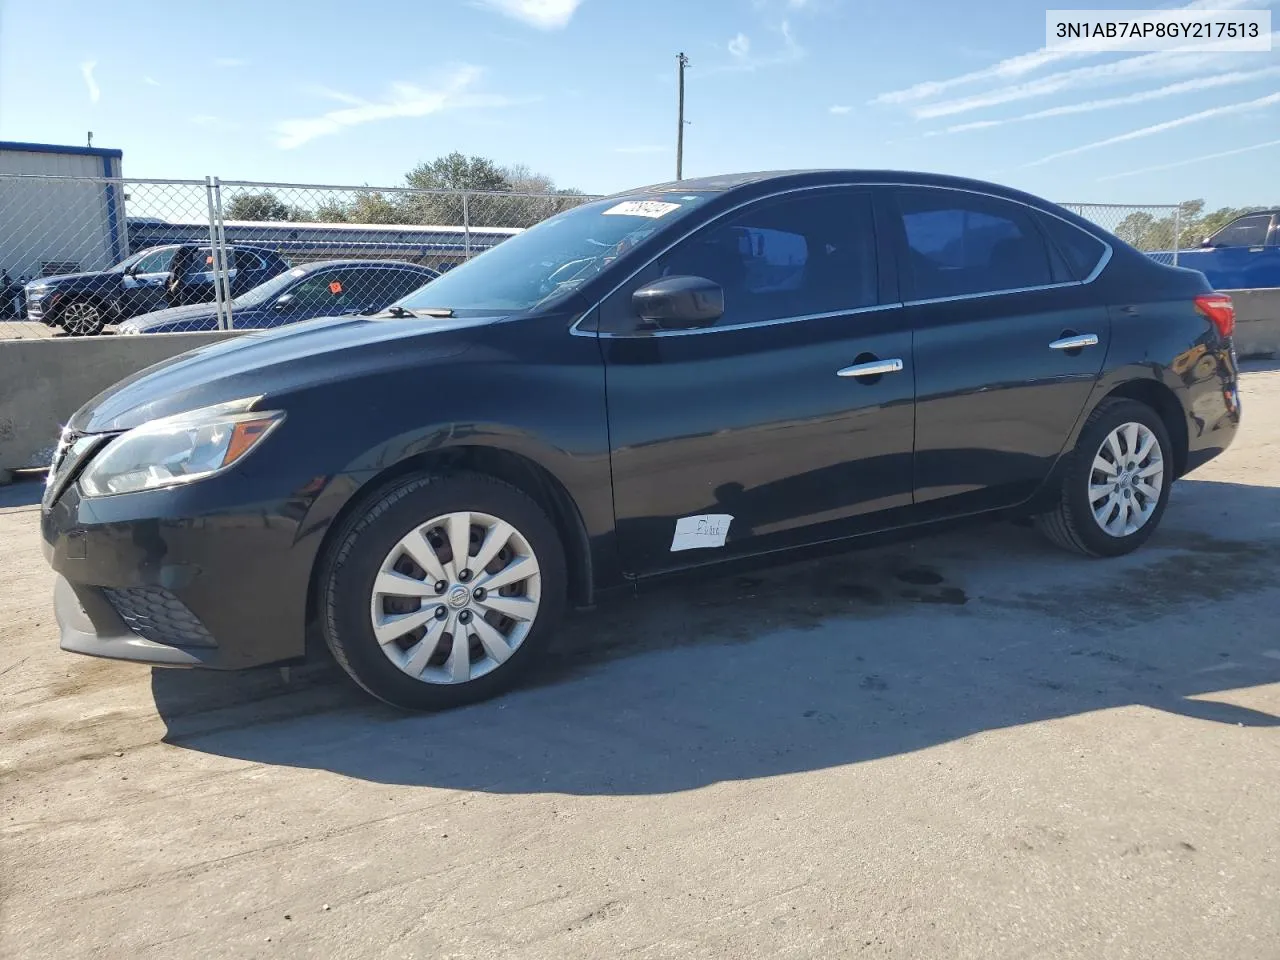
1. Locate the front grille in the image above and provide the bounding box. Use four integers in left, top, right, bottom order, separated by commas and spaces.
42, 432, 103, 510
102, 586, 216, 648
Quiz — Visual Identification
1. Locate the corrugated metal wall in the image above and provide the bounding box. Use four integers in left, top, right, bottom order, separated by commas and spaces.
0, 146, 124, 280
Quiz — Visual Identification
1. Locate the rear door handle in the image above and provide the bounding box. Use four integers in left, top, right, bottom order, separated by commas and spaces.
837, 358, 904, 378
1049, 334, 1099, 351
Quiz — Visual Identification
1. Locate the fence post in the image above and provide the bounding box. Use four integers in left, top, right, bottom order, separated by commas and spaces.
1172, 205, 1181, 266
212, 177, 234, 329
462, 191, 472, 260
205, 177, 228, 331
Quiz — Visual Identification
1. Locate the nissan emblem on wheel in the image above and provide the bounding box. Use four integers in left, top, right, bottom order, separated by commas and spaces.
39, 170, 1241, 711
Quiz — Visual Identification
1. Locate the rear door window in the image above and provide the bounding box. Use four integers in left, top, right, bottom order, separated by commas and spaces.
895, 190, 1054, 300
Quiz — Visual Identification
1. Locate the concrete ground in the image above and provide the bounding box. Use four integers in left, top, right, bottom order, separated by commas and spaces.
0, 320, 56, 340
3, 363, 1279, 960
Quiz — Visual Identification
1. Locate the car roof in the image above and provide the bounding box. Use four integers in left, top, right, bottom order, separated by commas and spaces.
285, 259, 436, 272
610, 169, 1067, 209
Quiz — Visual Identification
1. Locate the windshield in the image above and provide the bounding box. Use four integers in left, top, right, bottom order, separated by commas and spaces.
110, 248, 155, 272
234, 267, 307, 308
395, 193, 712, 314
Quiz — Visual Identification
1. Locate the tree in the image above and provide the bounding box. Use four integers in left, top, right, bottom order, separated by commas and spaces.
225, 191, 293, 222
406, 152, 512, 193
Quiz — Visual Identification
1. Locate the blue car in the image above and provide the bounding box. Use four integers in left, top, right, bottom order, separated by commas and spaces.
117, 259, 438, 334
1149, 209, 1280, 290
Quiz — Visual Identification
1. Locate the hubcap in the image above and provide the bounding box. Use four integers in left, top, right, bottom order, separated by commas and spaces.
1088, 422, 1164, 538
63, 302, 100, 336
369, 510, 541, 685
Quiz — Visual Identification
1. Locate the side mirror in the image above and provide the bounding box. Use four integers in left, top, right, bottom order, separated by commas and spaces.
632, 275, 724, 330
273, 293, 296, 312
1199, 236, 1214, 248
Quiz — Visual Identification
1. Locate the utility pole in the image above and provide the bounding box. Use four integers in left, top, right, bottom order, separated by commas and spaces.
676, 52, 690, 180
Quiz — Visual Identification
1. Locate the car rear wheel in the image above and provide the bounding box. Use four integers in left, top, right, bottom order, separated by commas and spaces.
60, 300, 105, 336
1036, 398, 1173, 558
319, 472, 567, 710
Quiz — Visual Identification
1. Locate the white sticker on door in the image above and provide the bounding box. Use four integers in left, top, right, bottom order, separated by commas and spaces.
670, 514, 734, 552
602, 200, 682, 219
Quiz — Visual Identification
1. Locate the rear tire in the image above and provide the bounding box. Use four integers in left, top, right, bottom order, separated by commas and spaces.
319, 471, 567, 710
1036, 398, 1173, 558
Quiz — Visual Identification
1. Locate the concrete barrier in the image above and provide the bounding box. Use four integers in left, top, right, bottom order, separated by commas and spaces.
0, 333, 241, 477
1223, 288, 1280, 360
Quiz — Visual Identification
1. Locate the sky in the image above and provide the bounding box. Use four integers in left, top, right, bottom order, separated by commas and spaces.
0, 0, 1276, 208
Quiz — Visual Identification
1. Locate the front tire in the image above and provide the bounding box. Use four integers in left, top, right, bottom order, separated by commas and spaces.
60, 300, 106, 336
319, 472, 567, 710
1036, 398, 1173, 558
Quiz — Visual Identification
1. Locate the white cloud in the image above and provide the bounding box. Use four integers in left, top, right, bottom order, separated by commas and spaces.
906, 44, 1264, 120
613, 145, 668, 154
1026, 91, 1280, 167
829, 104, 851, 114
472, 0, 584, 29
1098, 137, 1280, 181
872, 0, 1267, 106
704, 20, 804, 75
936, 66, 1280, 133
274, 66, 522, 149
80, 61, 99, 104
728, 33, 751, 58
213, 57, 247, 68
144, 76, 161, 87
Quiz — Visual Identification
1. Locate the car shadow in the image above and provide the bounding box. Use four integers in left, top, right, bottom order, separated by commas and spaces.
152, 477, 1280, 795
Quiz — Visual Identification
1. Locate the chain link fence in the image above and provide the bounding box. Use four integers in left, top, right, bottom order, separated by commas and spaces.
0, 174, 1184, 340
1060, 203, 1184, 263
0, 174, 601, 338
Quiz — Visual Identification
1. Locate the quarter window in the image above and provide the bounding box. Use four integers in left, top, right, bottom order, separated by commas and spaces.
896, 190, 1054, 300
1038, 213, 1108, 281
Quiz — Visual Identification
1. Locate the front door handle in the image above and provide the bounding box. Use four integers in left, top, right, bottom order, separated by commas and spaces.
837, 357, 904, 378
1049, 333, 1099, 351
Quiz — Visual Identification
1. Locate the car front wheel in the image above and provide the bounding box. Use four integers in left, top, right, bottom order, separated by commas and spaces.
319, 472, 567, 710
60, 300, 106, 336
1036, 398, 1173, 558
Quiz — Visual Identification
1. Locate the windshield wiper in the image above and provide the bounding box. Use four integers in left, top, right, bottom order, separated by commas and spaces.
384, 305, 454, 318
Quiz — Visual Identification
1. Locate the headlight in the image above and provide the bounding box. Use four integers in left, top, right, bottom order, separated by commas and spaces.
78, 399, 284, 497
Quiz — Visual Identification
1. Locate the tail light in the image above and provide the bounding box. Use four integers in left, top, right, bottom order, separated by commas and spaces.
1194, 293, 1235, 339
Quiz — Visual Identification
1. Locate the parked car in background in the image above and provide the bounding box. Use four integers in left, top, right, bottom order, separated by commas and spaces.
117, 260, 439, 334
42, 170, 1240, 711
1149, 209, 1280, 290
23, 243, 290, 336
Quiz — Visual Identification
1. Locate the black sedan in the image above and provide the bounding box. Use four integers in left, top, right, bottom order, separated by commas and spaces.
116, 260, 438, 334
41, 170, 1241, 710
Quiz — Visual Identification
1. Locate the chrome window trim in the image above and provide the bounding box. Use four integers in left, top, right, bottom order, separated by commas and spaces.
593, 302, 904, 339
567, 180, 1115, 340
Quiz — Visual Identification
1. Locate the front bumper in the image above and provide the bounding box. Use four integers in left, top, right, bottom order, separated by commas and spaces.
41, 469, 339, 670
54, 575, 217, 667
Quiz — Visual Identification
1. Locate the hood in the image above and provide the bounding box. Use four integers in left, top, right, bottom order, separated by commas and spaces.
119, 302, 222, 332
68, 313, 503, 434
28, 270, 117, 288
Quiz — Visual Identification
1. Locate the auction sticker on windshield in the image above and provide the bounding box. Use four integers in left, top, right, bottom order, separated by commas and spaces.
603, 200, 683, 218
